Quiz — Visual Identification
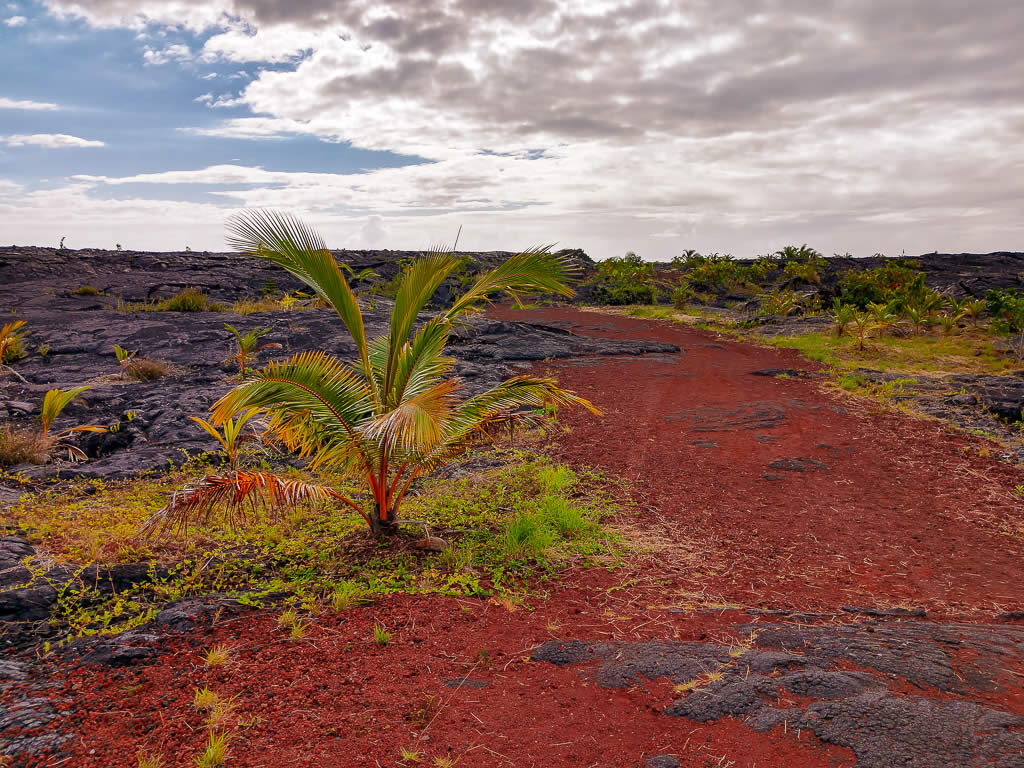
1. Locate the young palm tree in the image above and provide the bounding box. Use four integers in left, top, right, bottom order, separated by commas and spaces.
144, 210, 599, 536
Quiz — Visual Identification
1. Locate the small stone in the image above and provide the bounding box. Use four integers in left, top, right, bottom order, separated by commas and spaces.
645, 755, 681, 768
414, 536, 447, 552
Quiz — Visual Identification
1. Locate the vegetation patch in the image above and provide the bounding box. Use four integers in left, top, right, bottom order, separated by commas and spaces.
5, 449, 621, 643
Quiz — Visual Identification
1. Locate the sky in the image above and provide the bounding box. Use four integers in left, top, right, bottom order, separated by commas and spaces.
0, 1, 1021, 260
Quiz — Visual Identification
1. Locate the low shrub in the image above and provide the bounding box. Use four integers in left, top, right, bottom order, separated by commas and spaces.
158, 287, 222, 312
0, 424, 49, 466
126, 358, 171, 381
71, 286, 103, 296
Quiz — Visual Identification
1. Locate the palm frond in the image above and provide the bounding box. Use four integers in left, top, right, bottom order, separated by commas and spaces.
446, 248, 577, 317
362, 378, 459, 453
385, 251, 462, 395
443, 376, 599, 445
388, 316, 455, 406
226, 209, 374, 400
40, 386, 92, 437
141, 471, 369, 536
213, 351, 371, 437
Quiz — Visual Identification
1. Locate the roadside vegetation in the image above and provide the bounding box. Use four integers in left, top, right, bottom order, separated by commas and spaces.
4, 447, 622, 643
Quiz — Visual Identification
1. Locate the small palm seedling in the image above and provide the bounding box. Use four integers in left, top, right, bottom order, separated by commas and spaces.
938, 312, 960, 336
962, 299, 986, 327
852, 311, 872, 351
830, 299, 856, 337
904, 306, 929, 336
40, 386, 109, 461
224, 324, 282, 378
144, 210, 598, 538
373, 622, 391, 646
114, 345, 137, 379
760, 290, 800, 317
189, 408, 264, 469
867, 301, 900, 337
203, 644, 231, 667
195, 730, 229, 768
0, 320, 28, 382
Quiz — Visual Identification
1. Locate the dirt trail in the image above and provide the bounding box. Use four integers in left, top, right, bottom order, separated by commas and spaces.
491, 306, 1024, 617
13, 307, 1024, 768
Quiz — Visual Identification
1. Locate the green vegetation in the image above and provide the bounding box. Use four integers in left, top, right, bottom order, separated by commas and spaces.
0, 320, 27, 366
71, 285, 103, 296
224, 324, 282, 378
589, 252, 659, 305
7, 449, 621, 643
116, 288, 227, 313
147, 209, 598, 537
0, 386, 109, 466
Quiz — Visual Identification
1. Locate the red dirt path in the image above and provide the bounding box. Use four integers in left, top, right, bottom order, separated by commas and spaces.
490, 305, 1024, 617
22, 307, 1024, 768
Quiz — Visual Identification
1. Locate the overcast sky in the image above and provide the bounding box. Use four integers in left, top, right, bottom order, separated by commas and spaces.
0, 1, 1021, 259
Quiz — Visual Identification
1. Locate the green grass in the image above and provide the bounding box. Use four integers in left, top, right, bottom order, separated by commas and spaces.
6, 449, 621, 643
70, 285, 103, 296
115, 288, 227, 313
766, 329, 1014, 375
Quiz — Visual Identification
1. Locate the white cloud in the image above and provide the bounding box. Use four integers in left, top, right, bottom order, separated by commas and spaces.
3, 133, 104, 148
23, 0, 1024, 257
194, 91, 244, 108
0, 97, 59, 111
142, 43, 192, 65
3, 14, 25, 25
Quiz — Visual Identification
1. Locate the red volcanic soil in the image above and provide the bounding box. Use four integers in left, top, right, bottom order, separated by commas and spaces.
18, 306, 1024, 768
489, 305, 1024, 617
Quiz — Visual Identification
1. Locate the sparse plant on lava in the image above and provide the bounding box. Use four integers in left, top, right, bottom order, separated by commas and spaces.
144, 210, 598, 537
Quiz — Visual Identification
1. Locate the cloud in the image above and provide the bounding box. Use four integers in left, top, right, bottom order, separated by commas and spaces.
3, 133, 105, 148
0, 97, 59, 111
3, 14, 25, 25
142, 43, 192, 65
23, 0, 1024, 257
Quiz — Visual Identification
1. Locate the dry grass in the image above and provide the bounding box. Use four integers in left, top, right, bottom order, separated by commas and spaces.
126, 358, 171, 381
0, 424, 49, 466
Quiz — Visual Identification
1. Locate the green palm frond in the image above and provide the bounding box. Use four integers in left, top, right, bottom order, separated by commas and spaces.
212, 350, 373, 454
363, 378, 459, 453
446, 247, 577, 317
226, 209, 372, 396
386, 251, 462, 392
40, 386, 92, 437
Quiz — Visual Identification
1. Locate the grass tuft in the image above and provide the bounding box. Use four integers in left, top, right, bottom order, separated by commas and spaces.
193, 686, 219, 712
126, 358, 171, 381
501, 514, 555, 560
195, 731, 229, 768
203, 644, 231, 667
373, 622, 391, 646
137, 752, 165, 768
331, 580, 369, 612
0, 425, 49, 466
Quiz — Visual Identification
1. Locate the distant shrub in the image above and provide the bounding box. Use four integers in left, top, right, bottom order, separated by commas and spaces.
840, 262, 927, 308
71, 285, 103, 296
591, 253, 658, 305
783, 260, 821, 285
987, 289, 1024, 334
672, 282, 694, 308
157, 288, 224, 312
